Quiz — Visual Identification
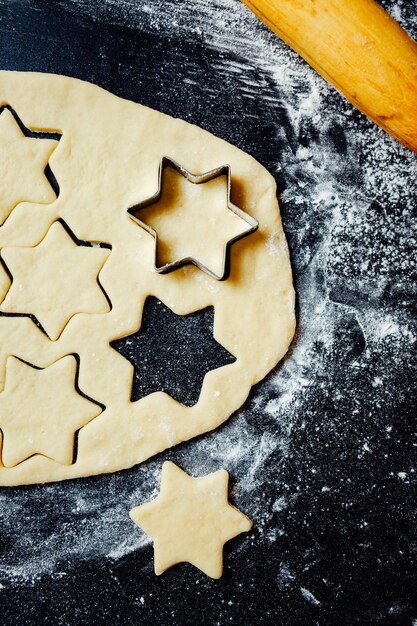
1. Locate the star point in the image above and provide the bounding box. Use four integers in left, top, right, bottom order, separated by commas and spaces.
128, 157, 258, 280
0, 355, 102, 467
130, 461, 252, 579
0, 108, 59, 224
0, 221, 111, 340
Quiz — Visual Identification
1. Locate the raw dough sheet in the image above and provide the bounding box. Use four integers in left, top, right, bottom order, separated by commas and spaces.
0, 71, 295, 485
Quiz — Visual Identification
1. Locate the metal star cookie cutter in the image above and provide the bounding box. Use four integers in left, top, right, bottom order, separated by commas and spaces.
127, 156, 259, 281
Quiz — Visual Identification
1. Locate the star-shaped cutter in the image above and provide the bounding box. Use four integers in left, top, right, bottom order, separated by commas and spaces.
127, 157, 259, 281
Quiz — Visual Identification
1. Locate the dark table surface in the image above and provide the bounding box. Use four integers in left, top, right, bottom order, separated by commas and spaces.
0, 1, 416, 624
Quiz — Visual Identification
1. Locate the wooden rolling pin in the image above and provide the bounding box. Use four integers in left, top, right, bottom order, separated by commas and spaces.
242, 0, 417, 152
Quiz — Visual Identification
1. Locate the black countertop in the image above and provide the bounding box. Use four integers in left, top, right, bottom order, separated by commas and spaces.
0, 1, 416, 624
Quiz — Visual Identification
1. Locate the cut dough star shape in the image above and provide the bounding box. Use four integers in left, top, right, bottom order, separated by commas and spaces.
0, 108, 59, 223
128, 157, 258, 280
0, 221, 111, 340
0, 355, 102, 467
130, 461, 252, 579
111, 296, 235, 406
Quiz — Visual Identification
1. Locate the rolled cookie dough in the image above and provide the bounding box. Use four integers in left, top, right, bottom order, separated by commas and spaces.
0, 71, 295, 485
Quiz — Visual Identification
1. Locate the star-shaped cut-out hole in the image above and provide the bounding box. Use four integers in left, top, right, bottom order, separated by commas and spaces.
0, 106, 61, 224
128, 158, 258, 280
111, 297, 236, 406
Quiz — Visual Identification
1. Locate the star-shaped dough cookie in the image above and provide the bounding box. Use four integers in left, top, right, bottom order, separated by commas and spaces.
130, 461, 252, 579
128, 158, 258, 280
0, 355, 102, 467
0, 221, 110, 340
0, 108, 59, 224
